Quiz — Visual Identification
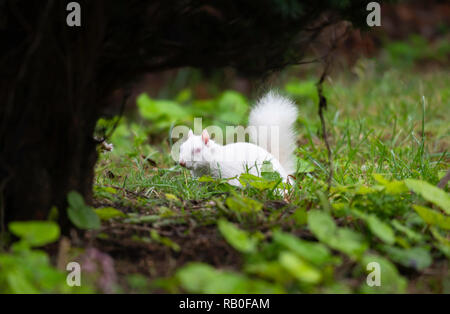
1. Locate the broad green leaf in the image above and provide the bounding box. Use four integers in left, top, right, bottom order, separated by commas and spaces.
436, 244, 450, 258
218, 220, 258, 253
261, 161, 283, 182
217, 91, 248, 124
284, 80, 319, 103
382, 246, 432, 270
430, 227, 450, 246
94, 207, 126, 221
391, 220, 422, 242
355, 185, 382, 195
244, 261, 291, 283
175, 88, 192, 103
6, 270, 39, 294
94, 185, 117, 195
176, 263, 217, 293
273, 231, 332, 266
239, 173, 278, 191
0, 245, 93, 293
198, 176, 217, 182
308, 210, 367, 258
225, 194, 263, 213
384, 181, 409, 194
333, 229, 368, 258
352, 211, 395, 244
137, 93, 188, 121
8, 221, 60, 247
308, 210, 337, 239
279, 251, 322, 284
366, 215, 396, 245
391, 219, 423, 242
413, 205, 450, 230
176, 263, 283, 294
373, 174, 408, 194
360, 254, 407, 293
165, 193, 179, 202
372, 173, 390, 185
405, 179, 450, 214
291, 208, 308, 225
67, 191, 101, 230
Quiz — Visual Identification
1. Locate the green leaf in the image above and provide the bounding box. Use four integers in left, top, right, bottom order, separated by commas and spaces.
308, 210, 367, 258
279, 251, 322, 284
284, 80, 319, 103
239, 173, 278, 191
382, 246, 432, 270
307, 209, 337, 239
176, 263, 283, 294
137, 93, 189, 121
67, 191, 101, 230
217, 91, 248, 124
391, 219, 423, 242
413, 205, 450, 230
94, 207, 126, 221
373, 174, 408, 194
360, 254, 407, 293
8, 221, 60, 247
405, 179, 450, 214
272, 231, 332, 266
333, 229, 368, 258
352, 211, 395, 244
198, 175, 217, 182
366, 215, 396, 245
225, 194, 263, 213
430, 227, 450, 246
355, 185, 382, 195
218, 220, 258, 253
244, 261, 291, 283
176, 263, 217, 293
291, 208, 308, 225
261, 161, 282, 182
6, 270, 39, 294
164, 193, 180, 202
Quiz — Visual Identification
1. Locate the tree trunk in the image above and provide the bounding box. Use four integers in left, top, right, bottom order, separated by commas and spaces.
0, 1, 106, 230
0, 0, 353, 232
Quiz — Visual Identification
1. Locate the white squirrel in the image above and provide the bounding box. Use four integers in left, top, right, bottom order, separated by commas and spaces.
178, 91, 298, 187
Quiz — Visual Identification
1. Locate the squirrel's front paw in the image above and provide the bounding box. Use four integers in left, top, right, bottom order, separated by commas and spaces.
101, 141, 114, 152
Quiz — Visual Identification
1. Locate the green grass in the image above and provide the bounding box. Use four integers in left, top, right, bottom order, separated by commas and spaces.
90, 57, 449, 293
2, 38, 448, 293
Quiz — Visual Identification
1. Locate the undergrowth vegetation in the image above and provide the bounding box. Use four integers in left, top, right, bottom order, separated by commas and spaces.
1, 36, 449, 293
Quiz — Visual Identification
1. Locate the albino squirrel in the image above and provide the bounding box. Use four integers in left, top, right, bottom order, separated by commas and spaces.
178, 91, 298, 187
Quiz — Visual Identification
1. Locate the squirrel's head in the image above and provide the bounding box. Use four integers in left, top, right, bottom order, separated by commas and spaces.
179, 129, 215, 170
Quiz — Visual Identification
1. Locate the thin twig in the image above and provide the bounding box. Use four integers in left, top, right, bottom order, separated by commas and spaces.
314, 23, 352, 193
95, 88, 131, 144
316, 64, 333, 193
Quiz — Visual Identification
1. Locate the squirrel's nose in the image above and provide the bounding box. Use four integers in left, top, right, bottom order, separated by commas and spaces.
179, 160, 186, 167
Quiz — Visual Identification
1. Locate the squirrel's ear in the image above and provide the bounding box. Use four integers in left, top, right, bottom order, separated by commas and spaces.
201, 129, 210, 145
188, 129, 193, 138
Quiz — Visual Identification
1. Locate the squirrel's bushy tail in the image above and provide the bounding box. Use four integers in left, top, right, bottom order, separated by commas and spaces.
248, 91, 298, 174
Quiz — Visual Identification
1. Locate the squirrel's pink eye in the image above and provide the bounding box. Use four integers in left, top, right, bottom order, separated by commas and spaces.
194, 148, 201, 154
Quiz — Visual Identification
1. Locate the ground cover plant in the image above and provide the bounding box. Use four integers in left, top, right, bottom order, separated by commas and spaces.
1, 35, 449, 294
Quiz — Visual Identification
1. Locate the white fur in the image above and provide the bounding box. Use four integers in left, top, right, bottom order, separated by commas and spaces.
248, 91, 298, 174
178, 91, 298, 187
